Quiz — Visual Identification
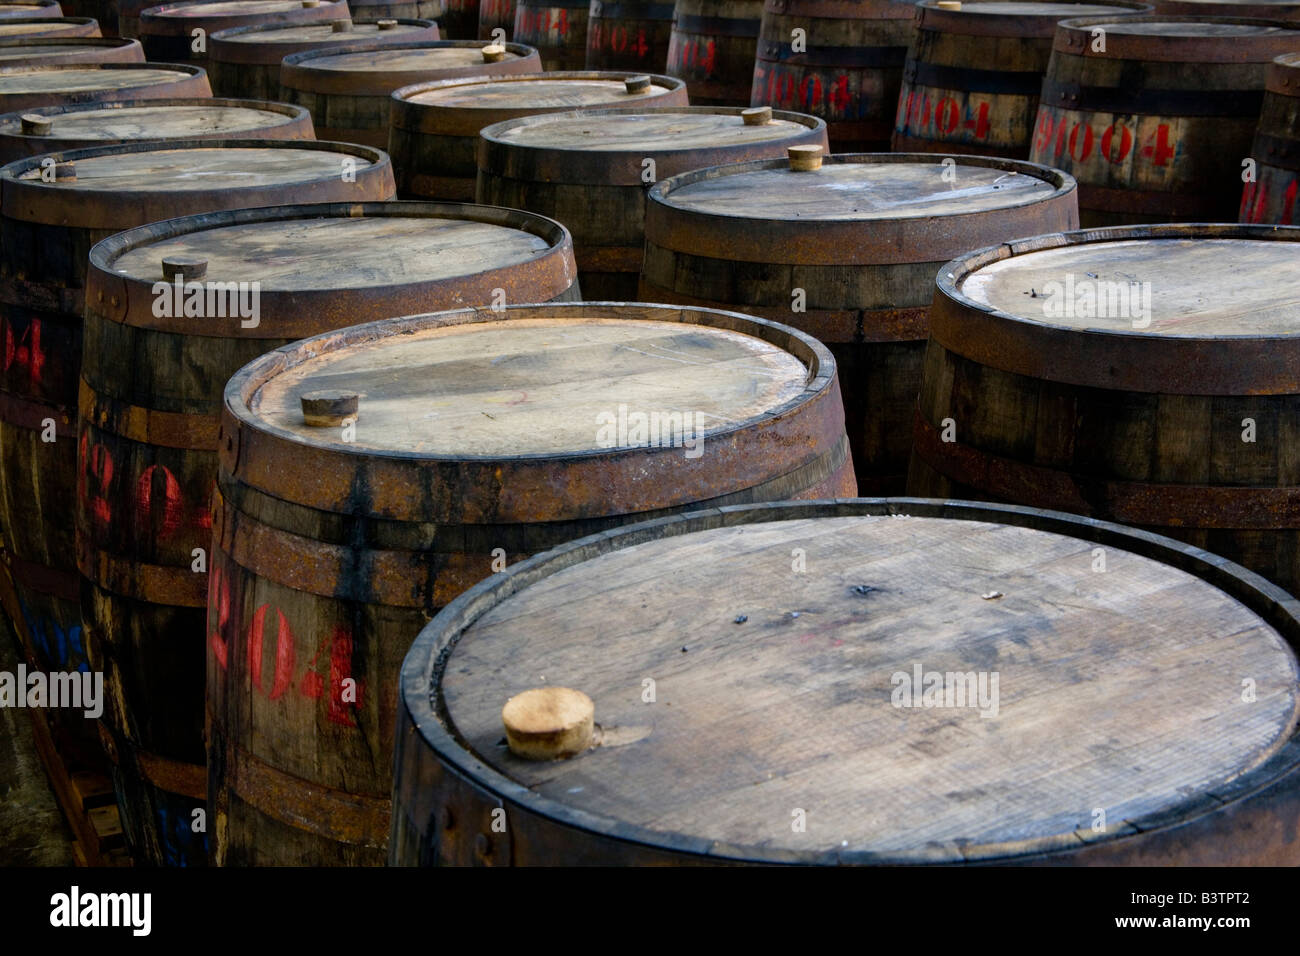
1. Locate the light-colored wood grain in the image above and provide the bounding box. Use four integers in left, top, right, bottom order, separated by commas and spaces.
0, 20, 94, 35
0, 41, 128, 59
1107, 18, 1300, 35
250, 317, 810, 455
150, 0, 322, 16
961, 238, 1300, 335
663, 161, 1060, 221
441, 513, 1299, 857
0, 103, 291, 137
494, 111, 813, 150
111, 215, 551, 287
958, 1, 1125, 12
0, 65, 189, 92
409, 76, 667, 107
217, 20, 429, 41
308, 45, 522, 70
15, 144, 371, 189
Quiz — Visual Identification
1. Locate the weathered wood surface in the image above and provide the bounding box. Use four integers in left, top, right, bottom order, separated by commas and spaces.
0, 99, 313, 163
892, 0, 1150, 159
512, 0, 589, 70
348, 0, 444, 18
209, 301, 854, 864
0, 63, 210, 112
0, 16, 99, 36
0, 36, 142, 64
1155, 0, 1300, 17
477, 106, 826, 298
642, 152, 1079, 491
478, 0, 514, 38
392, 497, 1300, 865
389, 71, 687, 199
1029, 15, 1300, 226
585, 0, 674, 73
907, 223, 1300, 600
1241, 52, 1300, 224
750, 0, 916, 152
279, 39, 542, 147
138, 0, 350, 63
666, 0, 763, 106
439, 0, 479, 37
0, 2, 63, 19
207, 18, 441, 100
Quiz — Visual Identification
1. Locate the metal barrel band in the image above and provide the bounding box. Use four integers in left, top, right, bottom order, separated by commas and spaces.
78, 378, 218, 451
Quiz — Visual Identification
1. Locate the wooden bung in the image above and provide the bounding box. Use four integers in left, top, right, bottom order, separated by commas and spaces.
742, 105, 771, 125
19, 112, 50, 134
378, 17, 397, 28
502, 687, 594, 760
161, 254, 207, 280
481, 41, 504, 61
788, 143, 821, 170
624, 73, 650, 94
331, 17, 353, 30
300, 389, 359, 426
937, 1, 960, 8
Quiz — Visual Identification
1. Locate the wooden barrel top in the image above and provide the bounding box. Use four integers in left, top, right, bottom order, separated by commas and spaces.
280, 40, 542, 94
930, 223, 1300, 395
916, 0, 1153, 33
143, 0, 338, 17
488, 110, 817, 152
404, 499, 1300, 863
936, 1, 1135, 13
0, 63, 198, 94
299, 44, 529, 72
0, 99, 305, 140
401, 73, 685, 109
0, 2, 61, 16
215, 20, 434, 43
0, 37, 142, 61
250, 317, 809, 455
1269, 50, 1300, 90
0, 17, 97, 35
1053, 14, 1300, 58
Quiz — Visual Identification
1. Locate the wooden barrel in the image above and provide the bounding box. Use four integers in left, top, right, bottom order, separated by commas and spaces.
51, 0, 112, 32
0, 62, 211, 113
348, 0, 443, 20
1029, 15, 1300, 226
665, 0, 764, 106
0, 2, 63, 19
892, 1, 1151, 159
208, 18, 441, 100
1241, 53, 1300, 224
0, 36, 143, 65
0, 140, 393, 868
209, 301, 854, 865
750, 0, 915, 152
0, 98, 313, 163
478, 0, 514, 38
389, 71, 686, 200
1155, 0, 1300, 16
585, 0, 675, 73
478, 106, 827, 299
78, 200, 570, 868
908, 223, 1300, 602
512, 0, 588, 70
138, 0, 352, 63
117, 0, 155, 37
439, 0, 479, 36
0, 16, 101, 37
279, 40, 541, 148
642, 152, 1078, 493
392, 496, 1300, 866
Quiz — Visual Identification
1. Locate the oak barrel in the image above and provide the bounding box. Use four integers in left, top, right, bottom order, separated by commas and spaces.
750, 0, 915, 152
439, 0, 479, 36
1028, 15, 1300, 226
208, 18, 441, 100
0, 36, 143, 65
279, 40, 541, 148
0, 2, 63, 19
0, 98, 313, 163
1154, 0, 1300, 16
0, 16, 100, 37
0, 140, 393, 868
478, 106, 826, 299
1241, 53, 1300, 224
389, 70, 687, 200
665, 0, 764, 106
892, 1, 1151, 159
347, 0, 442, 20
0, 63, 211, 113
51, 0, 111, 31
138, 0, 351, 63
641, 152, 1079, 493
209, 300, 853, 864
391, 497, 1300, 866
512, 0, 587, 70
585, 0, 674, 73
478, 0, 514, 38
79, 200, 571, 868
908, 223, 1300, 602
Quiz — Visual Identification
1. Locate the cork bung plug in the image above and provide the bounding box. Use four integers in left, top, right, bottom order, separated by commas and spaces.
624, 74, 651, 95
301, 390, 359, 427
788, 144, 822, 171
742, 106, 772, 126
20, 114, 51, 135
502, 687, 594, 760
481, 43, 506, 62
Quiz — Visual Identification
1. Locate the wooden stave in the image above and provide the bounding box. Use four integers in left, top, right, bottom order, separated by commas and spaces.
0, 98, 315, 164
511, 0, 589, 71
1030, 14, 1300, 226
584, 0, 675, 73
476, 106, 828, 299
0, 16, 101, 37
390, 496, 1300, 866
0, 61, 211, 113
388, 70, 688, 200
438, 0, 480, 37
278, 39, 542, 148
891, 0, 1152, 159
664, 0, 764, 106
477, 0, 515, 38
0, 35, 144, 65
347, 0, 444, 18
1241, 52, 1300, 224
906, 222, 1300, 599
137, 0, 351, 63
749, 0, 917, 153
209, 300, 854, 864
641, 152, 1079, 491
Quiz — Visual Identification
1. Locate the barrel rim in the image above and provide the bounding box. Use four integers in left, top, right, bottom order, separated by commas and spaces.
398, 495, 1300, 865
0, 35, 139, 47
138, 0, 347, 20
210, 15, 437, 41
1052, 13, 1300, 60
914, 0, 1152, 35
391, 69, 688, 106
280, 37, 536, 67
221, 300, 841, 464
930, 221, 1300, 395
0, 95, 311, 131
0, 16, 98, 25
0, 58, 205, 77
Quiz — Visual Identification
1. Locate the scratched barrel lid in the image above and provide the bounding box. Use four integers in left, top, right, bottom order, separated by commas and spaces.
280, 40, 541, 94
0, 98, 313, 161
0, 36, 144, 65
86, 200, 579, 339
392, 497, 1300, 865
1051, 15, 1300, 58
646, 153, 1078, 265
928, 222, 1300, 396
0, 62, 210, 111
138, 0, 351, 35
0, 16, 100, 37
208, 17, 440, 63
0, 138, 394, 227
916, 0, 1151, 33
0, 1, 62, 18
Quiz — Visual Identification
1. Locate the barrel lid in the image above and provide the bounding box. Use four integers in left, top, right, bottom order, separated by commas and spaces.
0, 17, 97, 35
0, 1, 60, 11
1054, 14, 1300, 58
142, 0, 338, 17
0, 63, 200, 95
400, 72, 685, 109
1270, 49, 1300, 87
0, 98, 307, 139
245, 316, 810, 456
404, 498, 1300, 864
924, 0, 1140, 12
212, 17, 432, 42
0, 38, 141, 60
485, 108, 820, 153
932, 223, 1300, 395
298, 43, 528, 72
